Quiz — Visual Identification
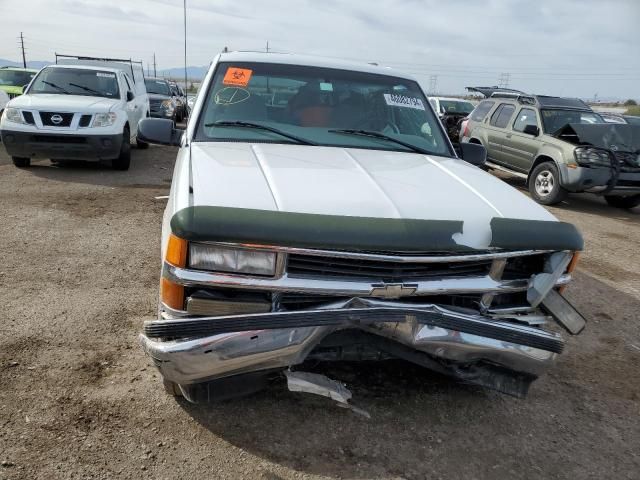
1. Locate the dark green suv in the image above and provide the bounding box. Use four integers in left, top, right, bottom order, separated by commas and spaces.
461, 91, 640, 208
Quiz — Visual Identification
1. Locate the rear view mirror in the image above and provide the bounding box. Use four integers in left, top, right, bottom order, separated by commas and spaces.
137, 118, 183, 146
523, 124, 540, 136
459, 142, 487, 166
126, 91, 135, 102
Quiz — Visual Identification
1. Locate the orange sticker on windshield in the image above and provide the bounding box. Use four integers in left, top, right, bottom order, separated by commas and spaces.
223, 67, 253, 87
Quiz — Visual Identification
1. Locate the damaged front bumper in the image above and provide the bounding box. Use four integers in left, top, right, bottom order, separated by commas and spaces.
140, 298, 569, 398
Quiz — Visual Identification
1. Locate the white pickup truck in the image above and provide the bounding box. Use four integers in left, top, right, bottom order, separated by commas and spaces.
137, 52, 586, 404
0, 57, 149, 170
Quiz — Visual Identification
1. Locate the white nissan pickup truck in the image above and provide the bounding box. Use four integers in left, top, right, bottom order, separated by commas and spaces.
0, 57, 149, 170
137, 52, 586, 405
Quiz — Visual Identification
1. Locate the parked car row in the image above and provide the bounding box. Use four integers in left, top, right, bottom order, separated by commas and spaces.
0, 55, 189, 170
136, 51, 586, 404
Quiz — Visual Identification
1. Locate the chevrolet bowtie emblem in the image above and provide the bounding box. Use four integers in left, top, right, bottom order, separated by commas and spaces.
370, 283, 417, 299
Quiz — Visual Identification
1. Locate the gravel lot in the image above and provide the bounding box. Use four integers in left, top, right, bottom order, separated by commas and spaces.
0, 144, 639, 479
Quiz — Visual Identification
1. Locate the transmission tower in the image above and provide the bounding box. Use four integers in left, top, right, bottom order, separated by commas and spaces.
428, 75, 438, 95
498, 72, 511, 89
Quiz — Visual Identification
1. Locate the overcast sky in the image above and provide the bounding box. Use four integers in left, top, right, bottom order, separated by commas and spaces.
1, 0, 639, 99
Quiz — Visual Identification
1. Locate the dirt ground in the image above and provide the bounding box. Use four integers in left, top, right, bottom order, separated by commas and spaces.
0, 144, 639, 480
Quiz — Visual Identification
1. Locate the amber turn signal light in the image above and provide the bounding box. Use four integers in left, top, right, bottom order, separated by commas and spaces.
559, 252, 581, 293
161, 234, 187, 310
165, 234, 187, 267
161, 277, 185, 311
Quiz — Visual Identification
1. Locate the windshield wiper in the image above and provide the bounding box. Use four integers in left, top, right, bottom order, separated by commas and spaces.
204, 120, 316, 146
68, 83, 102, 96
41, 81, 69, 94
328, 129, 435, 155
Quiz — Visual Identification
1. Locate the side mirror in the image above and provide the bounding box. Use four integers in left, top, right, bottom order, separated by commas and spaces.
137, 118, 184, 146
126, 91, 135, 102
523, 124, 540, 136
459, 142, 487, 166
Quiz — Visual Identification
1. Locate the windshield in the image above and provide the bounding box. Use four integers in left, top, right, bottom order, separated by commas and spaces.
439, 100, 474, 115
624, 116, 640, 126
145, 79, 170, 96
195, 62, 452, 156
29, 67, 119, 98
541, 109, 604, 133
0, 69, 35, 87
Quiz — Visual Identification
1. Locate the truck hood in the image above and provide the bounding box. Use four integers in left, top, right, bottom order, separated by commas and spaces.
556, 123, 640, 152
8, 94, 120, 112
188, 143, 556, 250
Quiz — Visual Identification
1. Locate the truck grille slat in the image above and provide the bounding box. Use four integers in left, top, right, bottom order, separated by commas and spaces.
287, 253, 493, 281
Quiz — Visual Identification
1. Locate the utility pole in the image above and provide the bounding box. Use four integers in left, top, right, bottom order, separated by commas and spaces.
153, 53, 157, 77
266, 41, 269, 53
19, 32, 27, 68
428, 75, 438, 95
498, 72, 510, 89
183, 0, 188, 95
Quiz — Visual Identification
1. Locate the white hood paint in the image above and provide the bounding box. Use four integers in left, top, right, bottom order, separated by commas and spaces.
8, 94, 120, 113
189, 143, 556, 249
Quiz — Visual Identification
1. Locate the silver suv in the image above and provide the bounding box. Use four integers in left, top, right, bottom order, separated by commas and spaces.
461, 91, 640, 208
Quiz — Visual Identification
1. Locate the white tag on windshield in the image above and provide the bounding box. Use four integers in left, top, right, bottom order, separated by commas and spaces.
384, 93, 425, 110
96, 72, 115, 78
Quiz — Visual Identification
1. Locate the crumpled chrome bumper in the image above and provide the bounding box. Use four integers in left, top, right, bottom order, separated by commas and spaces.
139, 300, 561, 390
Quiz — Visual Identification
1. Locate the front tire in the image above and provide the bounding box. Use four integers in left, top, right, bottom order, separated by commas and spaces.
12, 157, 30, 168
529, 161, 568, 205
112, 127, 131, 171
604, 195, 640, 209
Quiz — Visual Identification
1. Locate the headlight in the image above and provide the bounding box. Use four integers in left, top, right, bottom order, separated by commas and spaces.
574, 146, 611, 167
4, 108, 26, 124
189, 244, 277, 276
92, 112, 117, 128
161, 99, 175, 113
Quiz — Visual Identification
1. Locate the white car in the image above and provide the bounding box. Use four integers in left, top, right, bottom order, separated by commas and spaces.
138, 52, 585, 404
428, 96, 475, 118
0, 89, 8, 114
0, 62, 149, 170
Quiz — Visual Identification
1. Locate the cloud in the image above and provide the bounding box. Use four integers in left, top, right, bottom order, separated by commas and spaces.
0, 0, 638, 98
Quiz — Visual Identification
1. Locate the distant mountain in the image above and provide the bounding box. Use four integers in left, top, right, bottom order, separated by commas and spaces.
0, 58, 50, 69
157, 66, 209, 81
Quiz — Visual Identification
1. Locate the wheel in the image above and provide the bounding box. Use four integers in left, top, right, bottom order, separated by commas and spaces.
528, 161, 568, 205
112, 127, 131, 170
12, 157, 30, 168
163, 379, 183, 397
604, 194, 640, 209
136, 137, 149, 149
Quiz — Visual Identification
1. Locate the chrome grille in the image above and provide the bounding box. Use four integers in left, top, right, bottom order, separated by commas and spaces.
287, 253, 493, 281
